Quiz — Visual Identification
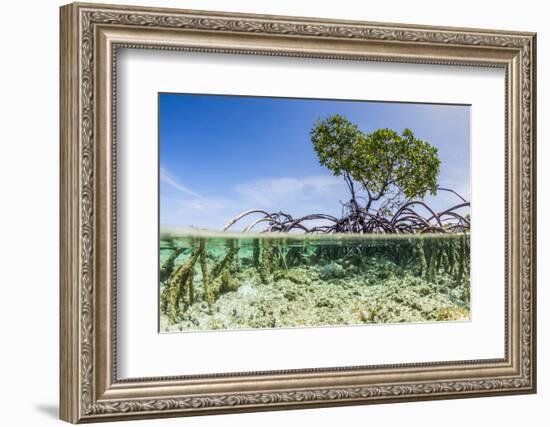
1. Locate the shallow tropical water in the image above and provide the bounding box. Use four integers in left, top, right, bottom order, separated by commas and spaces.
159, 230, 470, 332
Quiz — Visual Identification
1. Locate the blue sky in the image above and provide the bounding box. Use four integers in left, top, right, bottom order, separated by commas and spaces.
159, 93, 470, 230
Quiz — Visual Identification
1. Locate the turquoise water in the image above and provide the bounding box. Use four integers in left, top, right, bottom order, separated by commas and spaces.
159, 230, 470, 332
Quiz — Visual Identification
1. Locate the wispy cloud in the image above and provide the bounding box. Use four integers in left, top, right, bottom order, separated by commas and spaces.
160, 165, 240, 229
234, 175, 346, 209
160, 166, 350, 229
160, 167, 203, 199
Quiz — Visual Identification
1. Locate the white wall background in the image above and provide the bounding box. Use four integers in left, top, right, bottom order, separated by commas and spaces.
0, 0, 545, 426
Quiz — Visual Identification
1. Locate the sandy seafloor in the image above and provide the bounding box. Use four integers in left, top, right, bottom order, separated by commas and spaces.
160, 256, 470, 332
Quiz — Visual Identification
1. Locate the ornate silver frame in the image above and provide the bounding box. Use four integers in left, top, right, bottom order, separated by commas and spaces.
60, 2, 537, 423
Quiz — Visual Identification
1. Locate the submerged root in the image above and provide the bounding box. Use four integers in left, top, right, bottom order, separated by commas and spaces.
410, 234, 470, 284
199, 240, 213, 310
160, 247, 184, 283
162, 248, 201, 322
218, 269, 240, 294
211, 240, 238, 280
252, 239, 260, 268
210, 240, 240, 298
161, 238, 245, 321
259, 239, 278, 284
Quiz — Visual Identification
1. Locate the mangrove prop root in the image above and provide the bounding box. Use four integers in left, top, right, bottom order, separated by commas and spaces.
417, 239, 427, 277
259, 239, 278, 284
223, 198, 470, 235
219, 270, 240, 294
209, 240, 240, 298
161, 239, 245, 321
211, 241, 239, 280
160, 247, 184, 282
407, 234, 470, 283
199, 240, 212, 309
188, 269, 195, 305
252, 239, 260, 267
163, 248, 201, 322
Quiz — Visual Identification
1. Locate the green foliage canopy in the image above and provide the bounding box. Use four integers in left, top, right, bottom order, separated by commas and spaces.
310, 114, 441, 212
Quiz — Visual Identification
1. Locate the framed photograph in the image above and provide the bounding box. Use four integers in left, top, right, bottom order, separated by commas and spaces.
60, 2, 537, 423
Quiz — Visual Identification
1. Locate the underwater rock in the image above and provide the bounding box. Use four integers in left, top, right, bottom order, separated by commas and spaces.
436, 306, 469, 321
236, 283, 258, 298
315, 295, 336, 308
273, 269, 311, 285
218, 270, 240, 294
320, 262, 346, 280
359, 310, 370, 322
